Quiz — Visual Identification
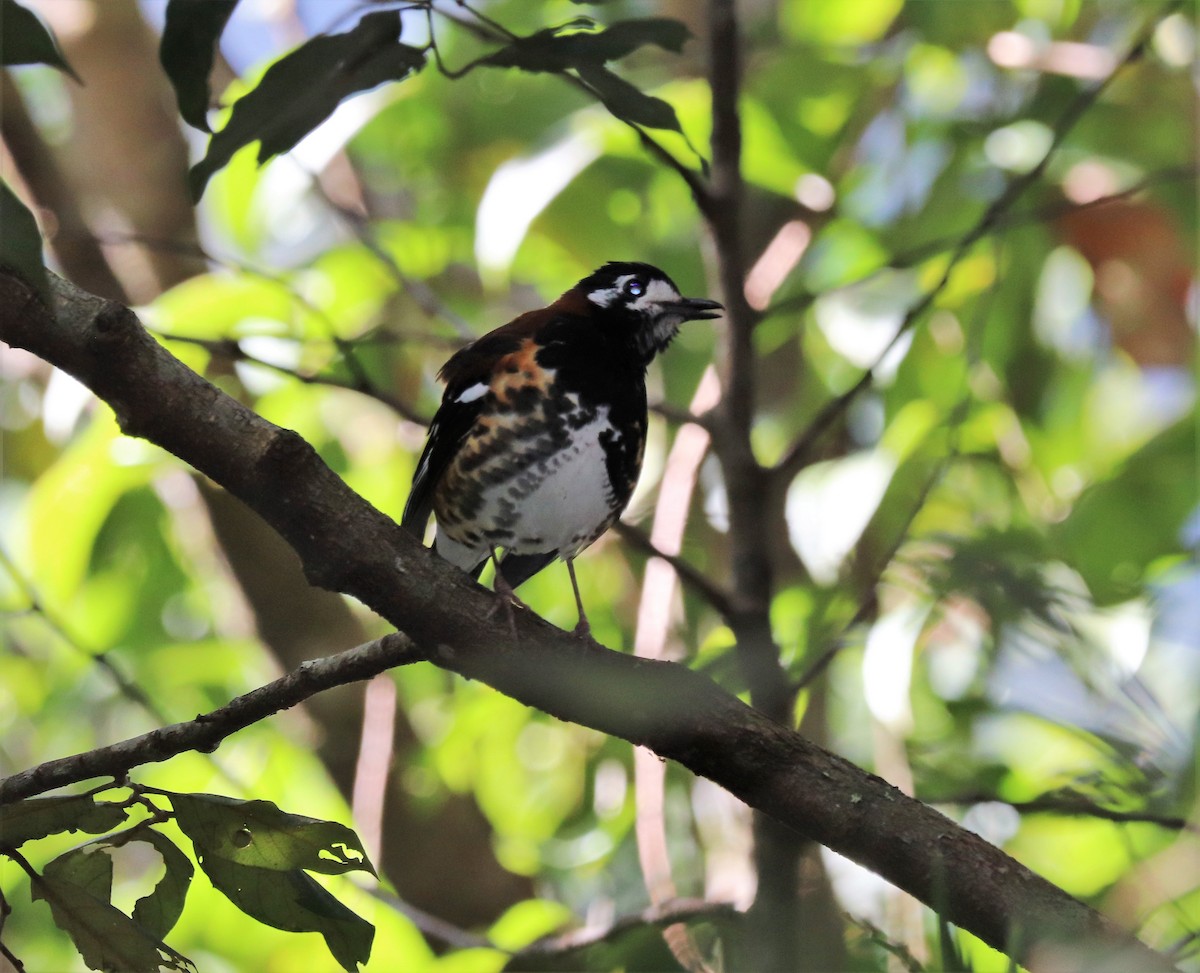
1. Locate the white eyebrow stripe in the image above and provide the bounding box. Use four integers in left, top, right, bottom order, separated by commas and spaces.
454, 382, 489, 404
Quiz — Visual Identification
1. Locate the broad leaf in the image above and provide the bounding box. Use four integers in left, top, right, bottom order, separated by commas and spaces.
30, 872, 194, 973
576, 62, 681, 132
42, 827, 195, 943
0, 0, 80, 80
44, 845, 114, 902
480, 17, 690, 72
1057, 416, 1197, 605
198, 855, 373, 972
0, 794, 127, 850
129, 829, 194, 940
189, 10, 426, 200
169, 792, 375, 876
0, 179, 49, 303
160, 0, 239, 131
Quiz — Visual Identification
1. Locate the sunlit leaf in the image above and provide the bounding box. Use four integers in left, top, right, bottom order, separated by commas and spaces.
127, 829, 195, 940
25, 415, 160, 604
197, 855, 373, 972
145, 272, 296, 339
169, 791, 375, 876
1057, 416, 1197, 605
160, 0, 239, 131
0, 179, 49, 303
0, 0, 80, 80
781, 0, 903, 45
190, 10, 426, 200
0, 795, 128, 850
488, 898, 573, 950
30, 871, 195, 973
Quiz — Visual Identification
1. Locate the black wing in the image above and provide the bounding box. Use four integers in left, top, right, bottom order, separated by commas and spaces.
401, 397, 484, 539
400, 330, 525, 539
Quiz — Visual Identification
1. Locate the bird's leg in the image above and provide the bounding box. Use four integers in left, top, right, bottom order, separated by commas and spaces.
566, 558, 590, 637
485, 549, 526, 640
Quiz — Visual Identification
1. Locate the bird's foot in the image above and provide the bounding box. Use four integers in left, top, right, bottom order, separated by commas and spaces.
488, 569, 527, 642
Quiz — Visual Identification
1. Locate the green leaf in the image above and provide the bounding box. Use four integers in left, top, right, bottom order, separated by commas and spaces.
0, 0, 80, 80
0, 178, 49, 303
1056, 416, 1197, 605
0, 795, 128, 850
159, 0, 239, 131
30, 872, 195, 973
781, 0, 903, 45
169, 792, 375, 876
576, 63, 681, 132
125, 829, 195, 940
189, 10, 425, 201
197, 855, 373, 972
488, 898, 573, 951
41, 827, 195, 942
481, 17, 690, 72
44, 845, 114, 902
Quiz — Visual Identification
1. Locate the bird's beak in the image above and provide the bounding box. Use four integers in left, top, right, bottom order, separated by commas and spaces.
664, 297, 724, 321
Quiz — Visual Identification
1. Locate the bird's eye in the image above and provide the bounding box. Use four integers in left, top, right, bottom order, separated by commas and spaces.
625, 279, 645, 297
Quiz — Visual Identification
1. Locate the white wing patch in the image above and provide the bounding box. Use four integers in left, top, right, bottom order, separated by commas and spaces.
454, 382, 489, 404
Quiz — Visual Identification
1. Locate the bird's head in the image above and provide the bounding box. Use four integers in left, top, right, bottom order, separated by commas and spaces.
573, 261, 723, 363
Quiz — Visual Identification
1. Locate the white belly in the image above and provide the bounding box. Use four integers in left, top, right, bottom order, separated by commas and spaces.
495, 410, 616, 556
433, 406, 620, 570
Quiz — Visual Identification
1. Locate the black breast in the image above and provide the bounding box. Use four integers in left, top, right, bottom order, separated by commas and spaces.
534, 315, 649, 510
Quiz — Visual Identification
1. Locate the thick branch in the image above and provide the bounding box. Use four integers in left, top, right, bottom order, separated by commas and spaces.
0, 271, 1176, 972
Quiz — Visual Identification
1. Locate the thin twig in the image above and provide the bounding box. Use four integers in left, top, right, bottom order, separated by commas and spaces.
772, 6, 1177, 485
0, 884, 25, 973
514, 898, 741, 961
0, 633, 426, 804
155, 332, 430, 424
928, 793, 1193, 832
0, 546, 167, 725
367, 887, 492, 950
614, 522, 734, 618
766, 162, 1197, 320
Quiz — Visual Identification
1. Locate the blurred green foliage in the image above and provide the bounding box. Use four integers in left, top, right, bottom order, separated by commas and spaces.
2, 0, 1196, 971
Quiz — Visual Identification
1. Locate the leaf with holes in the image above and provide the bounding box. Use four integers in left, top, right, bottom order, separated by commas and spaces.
43, 844, 114, 903
189, 9, 426, 200
198, 855, 373, 972
31, 870, 195, 973
168, 792, 375, 876
0, 0, 80, 80
130, 829, 194, 940
0, 794, 128, 850
160, 0, 239, 131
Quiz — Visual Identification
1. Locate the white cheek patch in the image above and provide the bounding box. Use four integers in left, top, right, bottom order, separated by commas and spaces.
454, 382, 489, 404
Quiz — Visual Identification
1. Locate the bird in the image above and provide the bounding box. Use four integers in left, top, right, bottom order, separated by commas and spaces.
401, 261, 722, 635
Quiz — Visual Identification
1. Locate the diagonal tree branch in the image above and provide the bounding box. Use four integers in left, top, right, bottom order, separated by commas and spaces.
0, 270, 1178, 972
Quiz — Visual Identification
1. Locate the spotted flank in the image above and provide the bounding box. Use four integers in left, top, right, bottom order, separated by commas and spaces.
401, 261, 722, 628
